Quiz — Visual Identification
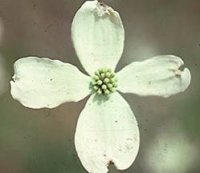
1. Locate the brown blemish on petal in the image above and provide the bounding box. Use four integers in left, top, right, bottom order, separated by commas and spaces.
95, 1, 116, 17
107, 160, 114, 166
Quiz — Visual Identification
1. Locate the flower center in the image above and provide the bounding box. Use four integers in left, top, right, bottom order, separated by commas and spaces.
91, 68, 117, 95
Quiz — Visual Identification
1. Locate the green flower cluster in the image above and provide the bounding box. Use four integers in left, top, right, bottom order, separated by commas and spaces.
91, 68, 117, 95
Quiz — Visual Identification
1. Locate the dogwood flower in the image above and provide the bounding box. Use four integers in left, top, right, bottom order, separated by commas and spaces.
10, 1, 191, 173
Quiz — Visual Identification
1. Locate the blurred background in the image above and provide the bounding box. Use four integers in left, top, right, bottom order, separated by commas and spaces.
0, 0, 199, 172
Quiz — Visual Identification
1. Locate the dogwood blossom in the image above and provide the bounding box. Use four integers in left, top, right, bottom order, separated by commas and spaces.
10, 1, 191, 173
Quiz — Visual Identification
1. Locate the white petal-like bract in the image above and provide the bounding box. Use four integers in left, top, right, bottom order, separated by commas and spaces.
75, 92, 139, 173
117, 55, 191, 97
10, 57, 91, 109
71, 0, 124, 75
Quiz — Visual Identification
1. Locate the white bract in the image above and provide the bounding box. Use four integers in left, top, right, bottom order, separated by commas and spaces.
10, 1, 191, 173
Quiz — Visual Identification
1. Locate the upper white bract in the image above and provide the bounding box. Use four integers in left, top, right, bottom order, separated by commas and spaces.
10, 1, 191, 173
71, 1, 124, 75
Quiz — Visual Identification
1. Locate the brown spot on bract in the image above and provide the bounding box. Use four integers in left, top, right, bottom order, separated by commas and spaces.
108, 160, 114, 165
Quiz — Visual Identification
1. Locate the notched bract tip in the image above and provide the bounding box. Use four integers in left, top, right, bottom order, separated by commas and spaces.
95, 1, 117, 17
11, 75, 18, 83
169, 57, 187, 79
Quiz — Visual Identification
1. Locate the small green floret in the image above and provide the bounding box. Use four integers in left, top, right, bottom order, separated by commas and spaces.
91, 68, 117, 95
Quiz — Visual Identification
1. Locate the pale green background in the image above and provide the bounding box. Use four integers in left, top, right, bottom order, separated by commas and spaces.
0, 0, 199, 173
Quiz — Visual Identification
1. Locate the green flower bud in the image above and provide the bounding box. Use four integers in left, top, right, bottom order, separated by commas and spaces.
93, 86, 98, 91
97, 89, 102, 95
101, 84, 107, 90
100, 73, 105, 78
104, 78, 109, 83
92, 75, 99, 81
97, 80, 103, 85
104, 89, 110, 95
